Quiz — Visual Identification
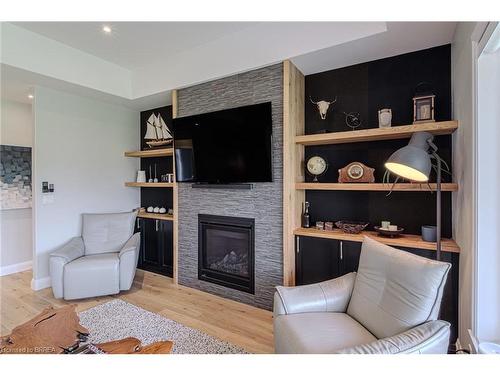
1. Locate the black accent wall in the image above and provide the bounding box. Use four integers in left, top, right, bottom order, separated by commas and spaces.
304, 45, 452, 237
139, 105, 174, 211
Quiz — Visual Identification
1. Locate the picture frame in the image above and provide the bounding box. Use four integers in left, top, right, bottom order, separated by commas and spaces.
413, 94, 435, 124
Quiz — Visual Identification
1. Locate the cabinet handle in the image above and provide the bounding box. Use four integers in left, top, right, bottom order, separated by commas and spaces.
296, 236, 300, 254
155, 220, 159, 231
137, 219, 141, 229
340, 241, 343, 260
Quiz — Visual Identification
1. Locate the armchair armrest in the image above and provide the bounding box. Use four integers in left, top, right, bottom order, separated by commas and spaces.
50, 237, 85, 262
49, 237, 85, 298
274, 272, 356, 317
119, 232, 141, 290
119, 232, 141, 258
336, 320, 451, 354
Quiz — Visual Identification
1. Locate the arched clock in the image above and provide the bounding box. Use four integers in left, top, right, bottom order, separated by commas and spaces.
306, 155, 328, 182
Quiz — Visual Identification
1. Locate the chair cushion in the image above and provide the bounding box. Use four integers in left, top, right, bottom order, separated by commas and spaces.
63, 253, 119, 299
347, 237, 451, 339
274, 312, 376, 353
82, 212, 136, 255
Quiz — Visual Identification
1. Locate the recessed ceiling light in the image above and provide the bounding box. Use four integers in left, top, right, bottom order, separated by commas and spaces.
28, 94, 34, 99
102, 25, 112, 34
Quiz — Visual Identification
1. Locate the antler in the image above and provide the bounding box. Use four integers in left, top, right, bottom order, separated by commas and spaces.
309, 96, 337, 104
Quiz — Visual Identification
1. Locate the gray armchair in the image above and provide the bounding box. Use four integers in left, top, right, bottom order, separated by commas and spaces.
49, 211, 140, 300
274, 237, 451, 354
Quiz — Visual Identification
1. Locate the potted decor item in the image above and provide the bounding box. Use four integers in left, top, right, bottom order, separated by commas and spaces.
378, 108, 392, 128
136, 170, 146, 183
421, 225, 437, 242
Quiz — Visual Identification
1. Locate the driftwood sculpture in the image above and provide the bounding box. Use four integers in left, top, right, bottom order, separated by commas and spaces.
0, 305, 88, 354
1, 304, 173, 354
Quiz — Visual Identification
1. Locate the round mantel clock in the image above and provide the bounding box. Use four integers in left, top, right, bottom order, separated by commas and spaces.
338, 162, 375, 183
306, 155, 328, 182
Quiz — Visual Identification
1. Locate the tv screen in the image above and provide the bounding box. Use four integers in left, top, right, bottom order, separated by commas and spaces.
172, 102, 273, 184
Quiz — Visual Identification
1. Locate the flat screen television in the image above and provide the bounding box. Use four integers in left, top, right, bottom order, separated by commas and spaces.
172, 102, 273, 184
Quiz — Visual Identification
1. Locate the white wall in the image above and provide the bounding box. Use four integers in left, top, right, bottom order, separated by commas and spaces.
451, 22, 478, 348
476, 49, 500, 342
1, 99, 33, 145
32, 86, 140, 288
0, 99, 33, 275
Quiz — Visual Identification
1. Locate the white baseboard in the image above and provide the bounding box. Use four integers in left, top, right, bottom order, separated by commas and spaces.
0, 260, 32, 276
31, 276, 51, 291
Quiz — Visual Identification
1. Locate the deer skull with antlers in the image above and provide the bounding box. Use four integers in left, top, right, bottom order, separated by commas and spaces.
310, 97, 337, 120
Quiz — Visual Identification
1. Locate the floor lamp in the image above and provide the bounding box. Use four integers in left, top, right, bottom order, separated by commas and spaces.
385, 131, 442, 260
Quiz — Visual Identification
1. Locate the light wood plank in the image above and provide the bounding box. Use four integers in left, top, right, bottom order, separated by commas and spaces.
137, 212, 174, 221
295, 182, 459, 192
0, 270, 273, 353
124, 149, 173, 158
171, 89, 179, 285
293, 227, 460, 253
295, 121, 458, 146
283, 60, 305, 287
125, 182, 175, 188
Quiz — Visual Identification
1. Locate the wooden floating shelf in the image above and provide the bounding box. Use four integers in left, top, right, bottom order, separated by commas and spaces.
295, 121, 458, 146
294, 227, 460, 253
124, 148, 173, 158
137, 212, 174, 221
295, 182, 459, 192
125, 182, 175, 188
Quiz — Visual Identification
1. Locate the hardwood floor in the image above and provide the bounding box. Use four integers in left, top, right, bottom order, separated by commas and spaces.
0, 269, 274, 353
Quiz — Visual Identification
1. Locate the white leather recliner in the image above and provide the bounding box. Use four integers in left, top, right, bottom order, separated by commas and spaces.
274, 237, 451, 354
49, 211, 140, 300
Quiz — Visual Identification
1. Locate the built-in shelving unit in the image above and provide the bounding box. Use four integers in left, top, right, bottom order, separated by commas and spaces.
124, 103, 178, 282
295, 121, 458, 146
295, 182, 459, 192
283, 69, 462, 285
125, 182, 174, 188
294, 227, 460, 253
124, 148, 173, 158
137, 212, 174, 221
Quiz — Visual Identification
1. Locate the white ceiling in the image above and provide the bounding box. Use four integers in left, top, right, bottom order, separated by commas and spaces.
13, 22, 259, 70
2, 22, 457, 110
292, 22, 457, 75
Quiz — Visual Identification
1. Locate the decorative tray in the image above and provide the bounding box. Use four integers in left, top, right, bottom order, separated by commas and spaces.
374, 226, 405, 238
335, 221, 369, 234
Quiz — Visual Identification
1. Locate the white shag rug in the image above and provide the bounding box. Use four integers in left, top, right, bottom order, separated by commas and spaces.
78, 299, 247, 354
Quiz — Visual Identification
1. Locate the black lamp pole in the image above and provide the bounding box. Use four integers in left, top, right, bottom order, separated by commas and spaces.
427, 138, 442, 261
434, 152, 442, 261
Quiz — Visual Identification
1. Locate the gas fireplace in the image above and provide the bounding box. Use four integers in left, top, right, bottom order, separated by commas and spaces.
198, 214, 255, 294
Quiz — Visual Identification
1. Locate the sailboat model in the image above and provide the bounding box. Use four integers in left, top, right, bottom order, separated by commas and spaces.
144, 113, 173, 148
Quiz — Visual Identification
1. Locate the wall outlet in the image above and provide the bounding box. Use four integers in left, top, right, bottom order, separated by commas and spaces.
42, 194, 55, 205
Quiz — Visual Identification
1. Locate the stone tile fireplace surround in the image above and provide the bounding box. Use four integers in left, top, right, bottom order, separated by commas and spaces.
177, 63, 283, 309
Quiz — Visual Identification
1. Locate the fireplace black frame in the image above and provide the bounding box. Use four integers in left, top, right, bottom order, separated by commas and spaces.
198, 214, 255, 294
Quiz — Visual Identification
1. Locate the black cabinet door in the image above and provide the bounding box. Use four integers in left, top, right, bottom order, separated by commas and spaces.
296, 236, 340, 285
339, 240, 362, 275
137, 218, 173, 277
136, 218, 146, 267
142, 219, 161, 267
159, 220, 173, 276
